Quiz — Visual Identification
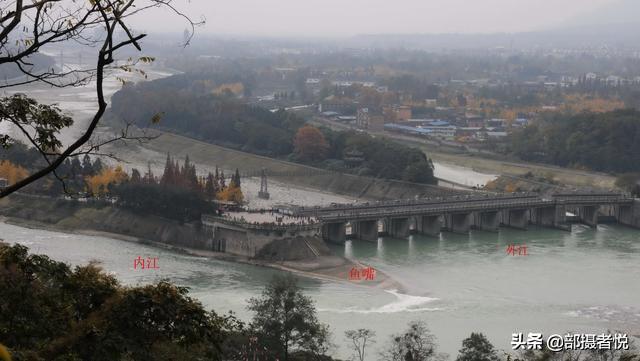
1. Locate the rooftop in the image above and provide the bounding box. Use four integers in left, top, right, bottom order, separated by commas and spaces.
384, 123, 433, 134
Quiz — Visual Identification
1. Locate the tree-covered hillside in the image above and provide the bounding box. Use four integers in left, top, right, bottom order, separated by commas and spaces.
110, 73, 436, 184
508, 109, 640, 173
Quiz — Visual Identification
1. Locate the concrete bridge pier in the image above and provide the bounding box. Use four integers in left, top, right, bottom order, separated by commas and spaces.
415, 215, 441, 237
555, 204, 567, 228
322, 222, 346, 243
577, 205, 599, 228
473, 211, 499, 232
504, 209, 529, 230
387, 217, 411, 239
352, 220, 379, 241
615, 200, 640, 229
445, 213, 471, 234
532, 206, 569, 230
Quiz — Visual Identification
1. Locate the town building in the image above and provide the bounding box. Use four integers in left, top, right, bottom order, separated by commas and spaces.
357, 107, 384, 131
383, 105, 412, 122
422, 125, 457, 139
319, 95, 356, 114
424, 99, 437, 107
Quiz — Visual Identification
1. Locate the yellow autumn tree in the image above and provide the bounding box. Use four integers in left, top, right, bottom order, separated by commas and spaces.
504, 183, 519, 193
85, 165, 128, 196
0, 160, 29, 185
213, 82, 244, 96
561, 94, 625, 114
217, 185, 244, 204
501, 109, 517, 126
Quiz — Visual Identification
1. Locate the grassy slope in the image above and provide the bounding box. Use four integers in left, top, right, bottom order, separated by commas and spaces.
108, 130, 465, 200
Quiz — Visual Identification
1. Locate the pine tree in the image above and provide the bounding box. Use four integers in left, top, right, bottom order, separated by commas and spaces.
81, 155, 94, 176
93, 158, 104, 175
233, 168, 241, 188
161, 153, 173, 185
70, 158, 82, 178
205, 172, 216, 200
182, 154, 191, 185
188, 163, 198, 191
219, 170, 226, 189
173, 159, 180, 186
144, 161, 155, 184
130, 168, 142, 183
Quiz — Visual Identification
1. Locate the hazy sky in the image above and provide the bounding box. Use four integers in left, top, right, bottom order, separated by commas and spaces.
134, 0, 619, 37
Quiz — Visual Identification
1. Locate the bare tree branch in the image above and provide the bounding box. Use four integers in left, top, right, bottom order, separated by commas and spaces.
0, 0, 201, 198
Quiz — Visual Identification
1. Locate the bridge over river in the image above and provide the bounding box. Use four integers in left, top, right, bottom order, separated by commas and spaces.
294, 192, 640, 242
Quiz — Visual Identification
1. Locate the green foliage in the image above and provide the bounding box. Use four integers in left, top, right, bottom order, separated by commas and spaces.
0, 244, 237, 361
508, 109, 640, 173
111, 182, 214, 222
380, 321, 444, 361
111, 76, 302, 157
615, 173, 640, 196
0, 141, 43, 169
456, 333, 500, 361
0, 94, 73, 151
247, 274, 331, 361
341, 131, 435, 183
403, 161, 436, 183
110, 73, 437, 184
0, 142, 105, 195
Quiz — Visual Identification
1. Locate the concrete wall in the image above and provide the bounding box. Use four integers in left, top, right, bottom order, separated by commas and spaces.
352, 220, 379, 241
473, 211, 500, 231
0, 195, 213, 249
617, 200, 640, 229
205, 218, 323, 258
322, 222, 346, 243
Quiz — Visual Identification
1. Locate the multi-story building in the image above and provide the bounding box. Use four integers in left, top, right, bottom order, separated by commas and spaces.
357, 107, 385, 131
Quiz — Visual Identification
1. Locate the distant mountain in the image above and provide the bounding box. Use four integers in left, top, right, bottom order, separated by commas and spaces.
564, 0, 640, 27
346, 23, 640, 51
342, 0, 640, 51
0, 53, 55, 81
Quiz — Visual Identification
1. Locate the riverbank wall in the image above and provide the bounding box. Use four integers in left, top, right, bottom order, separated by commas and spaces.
0, 194, 210, 249
201, 214, 331, 260
0, 194, 329, 261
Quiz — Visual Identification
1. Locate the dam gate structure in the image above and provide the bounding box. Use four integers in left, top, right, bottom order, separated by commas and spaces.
294, 193, 640, 243
201, 212, 321, 258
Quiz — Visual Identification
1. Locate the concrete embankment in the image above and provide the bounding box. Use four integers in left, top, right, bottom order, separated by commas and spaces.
0, 195, 209, 249
0, 194, 403, 289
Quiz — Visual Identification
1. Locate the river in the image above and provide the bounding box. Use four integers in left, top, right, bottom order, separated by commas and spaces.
2, 221, 639, 359
2, 57, 635, 359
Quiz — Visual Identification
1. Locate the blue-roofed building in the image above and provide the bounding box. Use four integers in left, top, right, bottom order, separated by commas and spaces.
384, 123, 433, 136
428, 120, 450, 127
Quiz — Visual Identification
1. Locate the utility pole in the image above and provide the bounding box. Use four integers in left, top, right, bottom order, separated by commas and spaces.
258, 169, 270, 199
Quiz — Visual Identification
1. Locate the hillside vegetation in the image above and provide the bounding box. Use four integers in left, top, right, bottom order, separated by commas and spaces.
110, 73, 436, 184
508, 109, 640, 173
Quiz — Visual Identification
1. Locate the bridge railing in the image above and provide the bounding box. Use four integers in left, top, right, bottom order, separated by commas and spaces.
295, 193, 634, 223
202, 214, 320, 232
316, 199, 555, 222
296, 193, 541, 217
